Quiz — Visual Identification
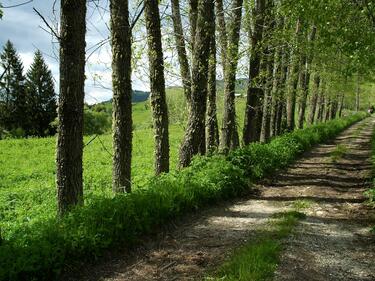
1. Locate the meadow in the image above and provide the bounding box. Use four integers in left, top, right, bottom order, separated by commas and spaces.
0, 88, 247, 241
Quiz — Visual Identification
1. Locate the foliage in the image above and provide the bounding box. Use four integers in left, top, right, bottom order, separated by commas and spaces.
0, 43, 57, 138
83, 107, 111, 135
0, 41, 27, 136
0, 113, 365, 280
25, 50, 57, 136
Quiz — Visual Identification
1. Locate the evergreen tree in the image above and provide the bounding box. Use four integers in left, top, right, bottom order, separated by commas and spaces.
0, 40, 27, 134
25, 50, 57, 136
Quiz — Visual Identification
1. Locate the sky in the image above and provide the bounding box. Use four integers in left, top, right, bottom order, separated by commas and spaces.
0, 0, 150, 104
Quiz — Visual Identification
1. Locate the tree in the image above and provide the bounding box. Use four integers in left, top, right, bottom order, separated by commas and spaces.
110, 0, 133, 192
0, 40, 27, 134
307, 72, 320, 125
243, 0, 266, 145
56, 0, 87, 216
220, 0, 243, 152
179, 0, 214, 167
206, 16, 219, 153
285, 19, 302, 132
25, 50, 57, 136
297, 25, 317, 129
144, 0, 170, 175
171, 0, 191, 104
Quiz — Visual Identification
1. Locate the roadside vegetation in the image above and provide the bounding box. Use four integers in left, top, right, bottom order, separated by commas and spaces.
0, 112, 365, 280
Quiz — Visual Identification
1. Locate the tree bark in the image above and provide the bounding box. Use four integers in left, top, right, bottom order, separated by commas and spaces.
111, 0, 133, 193
356, 73, 360, 111
145, 0, 170, 175
179, 0, 214, 167
324, 97, 331, 122
260, 53, 274, 143
215, 0, 228, 74
297, 26, 317, 129
189, 0, 198, 50
171, 0, 192, 104
57, 0, 86, 216
269, 45, 283, 138
337, 92, 344, 117
286, 19, 302, 132
243, 0, 266, 145
219, 0, 243, 153
206, 13, 219, 153
316, 89, 325, 123
307, 73, 320, 125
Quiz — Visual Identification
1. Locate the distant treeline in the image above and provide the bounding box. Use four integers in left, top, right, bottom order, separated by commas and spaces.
0, 41, 57, 138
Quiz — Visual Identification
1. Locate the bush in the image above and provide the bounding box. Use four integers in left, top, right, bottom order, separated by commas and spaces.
84, 108, 111, 135
0, 112, 366, 280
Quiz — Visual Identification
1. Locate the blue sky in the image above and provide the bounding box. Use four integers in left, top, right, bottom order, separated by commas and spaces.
0, 0, 150, 104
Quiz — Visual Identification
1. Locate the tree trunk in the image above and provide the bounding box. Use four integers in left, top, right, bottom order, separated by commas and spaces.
324, 97, 331, 122
330, 95, 338, 120
57, 0, 86, 216
215, 0, 228, 74
286, 19, 302, 132
316, 91, 325, 123
171, 0, 192, 104
356, 73, 360, 111
111, 0, 133, 193
189, 0, 198, 50
219, 0, 243, 153
179, 0, 214, 167
145, 0, 170, 175
307, 73, 320, 125
338, 92, 344, 117
297, 26, 317, 129
243, 0, 266, 145
269, 46, 283, 138
206, 14, 219, 153
260, 53, 274, 143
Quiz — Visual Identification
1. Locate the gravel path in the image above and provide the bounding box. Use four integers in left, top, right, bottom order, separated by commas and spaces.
69, 117, 375, 281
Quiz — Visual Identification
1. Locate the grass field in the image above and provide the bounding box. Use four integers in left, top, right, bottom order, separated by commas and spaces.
0, 88, 246, 241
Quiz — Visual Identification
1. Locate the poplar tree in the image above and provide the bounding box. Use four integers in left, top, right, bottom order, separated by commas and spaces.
110, 0, 133, 192
144, 0, 170, 174
56, 0, 87, 216
179, 0, 214, 167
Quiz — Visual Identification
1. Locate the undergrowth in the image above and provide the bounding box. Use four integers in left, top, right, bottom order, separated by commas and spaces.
0, 112, 366, 280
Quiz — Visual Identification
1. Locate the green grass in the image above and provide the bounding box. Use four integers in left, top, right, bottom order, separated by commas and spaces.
204, 210, 306, 281
330, 144, 348, 163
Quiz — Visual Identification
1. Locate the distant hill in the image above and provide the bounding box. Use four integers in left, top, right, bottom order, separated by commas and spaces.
132, 90, 150, 102
94, 90, 150, 106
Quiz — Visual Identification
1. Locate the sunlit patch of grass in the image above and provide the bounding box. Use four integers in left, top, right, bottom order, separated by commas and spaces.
330, 144, 348, 163
204, 210, 306, 281
292, 199, 313, 211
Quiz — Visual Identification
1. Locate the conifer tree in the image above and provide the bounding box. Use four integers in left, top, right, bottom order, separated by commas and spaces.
26, 50, 57, 136
0, 40, 27, 133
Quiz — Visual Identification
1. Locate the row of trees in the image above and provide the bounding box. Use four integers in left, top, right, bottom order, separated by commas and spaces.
56, 0, 375, 215
0, 41, 57, 137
